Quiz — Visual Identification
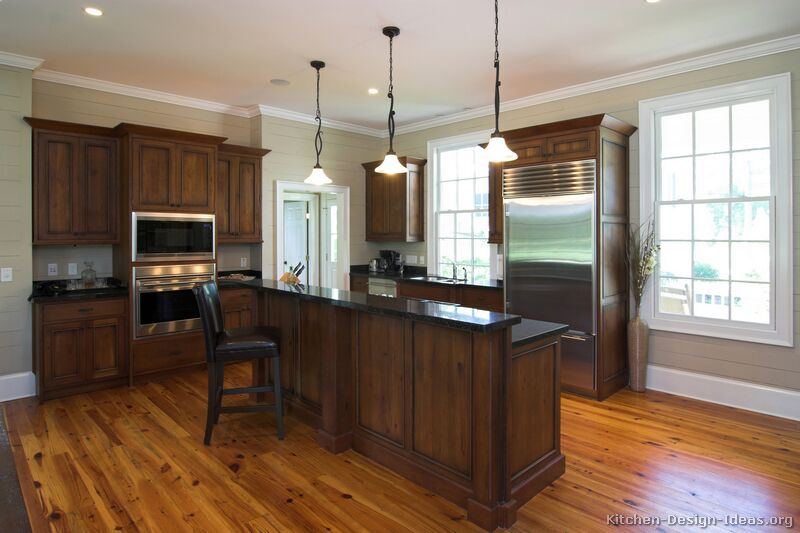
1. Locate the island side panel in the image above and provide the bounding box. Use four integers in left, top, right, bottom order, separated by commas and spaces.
504, 334, 566, 524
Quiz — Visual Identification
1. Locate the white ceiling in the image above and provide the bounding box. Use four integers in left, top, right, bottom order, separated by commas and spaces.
1, 0, 799, 130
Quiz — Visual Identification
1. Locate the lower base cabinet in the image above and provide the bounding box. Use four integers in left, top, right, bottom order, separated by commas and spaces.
220, 287, 257, 327
132, 332, 205, 376
396, 280, 505, 312
34, 297, 128, 400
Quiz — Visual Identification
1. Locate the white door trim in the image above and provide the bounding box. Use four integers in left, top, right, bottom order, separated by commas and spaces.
275, 180, 350, 288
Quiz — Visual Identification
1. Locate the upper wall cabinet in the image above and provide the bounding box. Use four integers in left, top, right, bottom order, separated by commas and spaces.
116, 123, 226, 214
486, 114, 637, 245
363, 157, 426, 242
217, 144, 270, 244
26, 118, 119, 245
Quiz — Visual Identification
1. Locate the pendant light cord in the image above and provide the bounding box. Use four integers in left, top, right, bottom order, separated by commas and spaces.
493, 0, 501, 136
387, 33, 396, 153
313, 64, 323, 167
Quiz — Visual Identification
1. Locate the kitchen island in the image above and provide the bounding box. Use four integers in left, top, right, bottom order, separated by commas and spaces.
223, 279, 567, 530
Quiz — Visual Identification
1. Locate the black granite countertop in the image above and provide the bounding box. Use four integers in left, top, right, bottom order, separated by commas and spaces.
222, 278, 520, 332
28, 279, 128, 302
511, 319, 569, 348
350, 265, 503, 289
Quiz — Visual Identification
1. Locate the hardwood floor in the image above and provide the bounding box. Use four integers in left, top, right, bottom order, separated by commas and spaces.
3, 363, 798, 532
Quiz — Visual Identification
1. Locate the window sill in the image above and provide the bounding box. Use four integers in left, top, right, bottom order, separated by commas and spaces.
645, 315, 793, 347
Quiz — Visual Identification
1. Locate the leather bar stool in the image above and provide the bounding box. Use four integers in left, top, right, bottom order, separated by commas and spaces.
193, 281, 284, 444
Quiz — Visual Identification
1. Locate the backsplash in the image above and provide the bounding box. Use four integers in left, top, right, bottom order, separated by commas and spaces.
32, 245, 113, 281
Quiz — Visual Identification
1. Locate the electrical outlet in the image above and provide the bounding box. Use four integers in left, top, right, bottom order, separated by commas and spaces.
406, 255, 417, 265
419, 255, 425, 265
47, 263, 58, 276
0, 267, 11, 282
68, 263, 78, 276
240, 257, 248, 268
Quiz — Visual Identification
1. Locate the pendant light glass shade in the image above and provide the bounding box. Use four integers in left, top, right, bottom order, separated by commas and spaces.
483, 0, 517, 163
304, 60, 333, 185
375, 153, 406, 174
305, 165, 332, 185
485, 134, 518, 162
376, 26, 407, 174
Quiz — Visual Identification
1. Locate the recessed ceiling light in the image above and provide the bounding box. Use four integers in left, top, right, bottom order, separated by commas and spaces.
645, 0, 660, 3
368, 88, 379, 95
270, 79, 290, 86
84, 6, 103, 16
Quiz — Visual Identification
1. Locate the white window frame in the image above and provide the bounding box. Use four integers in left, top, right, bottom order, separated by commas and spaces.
426, 129, 496, 279
639, 73, 793, 346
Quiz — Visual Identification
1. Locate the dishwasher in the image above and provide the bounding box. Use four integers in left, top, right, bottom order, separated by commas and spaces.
367, 278, 397, 297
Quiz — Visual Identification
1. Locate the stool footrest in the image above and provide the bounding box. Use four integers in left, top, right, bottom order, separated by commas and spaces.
222, 385, 275, 396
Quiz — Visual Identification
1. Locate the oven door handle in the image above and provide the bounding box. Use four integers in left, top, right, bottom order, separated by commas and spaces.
137, 277, 213, 288
136, 282, 207, 293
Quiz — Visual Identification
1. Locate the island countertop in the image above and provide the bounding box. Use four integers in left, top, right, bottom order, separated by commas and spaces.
220, 278, 521, 332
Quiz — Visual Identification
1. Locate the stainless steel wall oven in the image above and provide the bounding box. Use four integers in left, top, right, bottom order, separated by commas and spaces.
133, 263, 215, 338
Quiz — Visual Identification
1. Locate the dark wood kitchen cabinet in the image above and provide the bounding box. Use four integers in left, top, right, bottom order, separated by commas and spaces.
217, 144, 270, 243
33, 296, 128, 400
116, 123, 226, 213
363, 157, 426, 242
25, 118, 119, 244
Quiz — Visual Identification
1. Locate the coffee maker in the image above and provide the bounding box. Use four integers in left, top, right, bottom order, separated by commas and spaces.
380, 249, 402, 273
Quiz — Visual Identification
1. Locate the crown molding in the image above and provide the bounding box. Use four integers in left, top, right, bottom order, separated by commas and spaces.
253, 104, 385, 137
25, 33, 800, 139
394, 33, 800, 135
33, 69, 254, 117
0, 50, 44, 70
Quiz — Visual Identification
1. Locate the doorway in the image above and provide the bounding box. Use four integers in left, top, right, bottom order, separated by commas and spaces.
276, 181, 350, 289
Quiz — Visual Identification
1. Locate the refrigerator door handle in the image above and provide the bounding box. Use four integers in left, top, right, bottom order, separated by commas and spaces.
562, 334, 589, 342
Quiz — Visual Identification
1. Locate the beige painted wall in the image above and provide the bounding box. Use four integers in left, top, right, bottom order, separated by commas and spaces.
0, 65, 32, 376
390, 49, 800, 391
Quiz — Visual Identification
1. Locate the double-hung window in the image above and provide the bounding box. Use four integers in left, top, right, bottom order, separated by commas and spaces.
428, 132, 495, 282
639, 74, 792, 346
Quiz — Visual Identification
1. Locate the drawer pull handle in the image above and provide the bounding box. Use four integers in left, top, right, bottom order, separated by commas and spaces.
562, 334, 588, 342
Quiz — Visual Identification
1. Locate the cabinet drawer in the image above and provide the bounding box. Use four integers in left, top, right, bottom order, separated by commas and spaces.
350, 276, 369, 294
460, 286, 505, 313
220, 288, 254, 309
42, 298, 127, 323
133, 332, 205, 375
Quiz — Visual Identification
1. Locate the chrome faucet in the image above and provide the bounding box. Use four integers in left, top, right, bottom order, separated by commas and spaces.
451, 262, 457, 280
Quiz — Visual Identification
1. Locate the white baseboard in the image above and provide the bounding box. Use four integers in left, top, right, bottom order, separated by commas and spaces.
646, 364, 800, 421
0, 372, 36, 403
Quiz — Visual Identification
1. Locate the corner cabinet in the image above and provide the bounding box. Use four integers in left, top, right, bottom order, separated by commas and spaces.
116, 123, 226, 213
25, 118, 119, 244
363, 157, 426, 242
217, 144, 270, 243
33, 297, 128, 400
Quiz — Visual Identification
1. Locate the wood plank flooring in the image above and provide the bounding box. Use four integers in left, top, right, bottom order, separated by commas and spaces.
3, 363, 798, 532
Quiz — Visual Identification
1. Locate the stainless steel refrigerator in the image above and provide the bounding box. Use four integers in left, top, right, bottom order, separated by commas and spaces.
504, 159, 599, 394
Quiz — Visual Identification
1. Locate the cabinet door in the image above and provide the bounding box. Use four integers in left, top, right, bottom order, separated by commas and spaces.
546, 130, 596, 162
176, 144, 215, 211
79, 137, 119, 242
487, 162, 504, 244
216, 154, 236, 240
236, 156, 261, 242
34, 132, 80, 243
365, 164, 387, 239
382, 172, 408, 239
508, 136, 547, 168
131, 138, 174, 210
42, 320, 85, 389
85, 317, 127, 381
350, 276, 368, 294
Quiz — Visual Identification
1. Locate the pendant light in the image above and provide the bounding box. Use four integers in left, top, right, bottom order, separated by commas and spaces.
304, 60, 333, 185
375, 26, 407, 174
483, 0, 518, 163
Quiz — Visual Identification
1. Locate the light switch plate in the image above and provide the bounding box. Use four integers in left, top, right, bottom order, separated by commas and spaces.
0, 267, 11, 282
68, 263, 78, 276
47, 263, 58, 276
406, 255, 417, 265
419, 256, 425, 265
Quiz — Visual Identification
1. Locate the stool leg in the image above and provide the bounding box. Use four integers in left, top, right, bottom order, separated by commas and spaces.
272, 356, 284, 440
204, 362, 217, 445
214, 362, 224, 424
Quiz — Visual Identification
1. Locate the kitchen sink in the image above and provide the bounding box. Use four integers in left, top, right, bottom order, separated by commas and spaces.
407, 276, 465, 284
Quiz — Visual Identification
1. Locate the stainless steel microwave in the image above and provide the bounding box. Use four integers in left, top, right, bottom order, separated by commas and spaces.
132, 212, 215, 262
